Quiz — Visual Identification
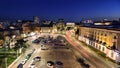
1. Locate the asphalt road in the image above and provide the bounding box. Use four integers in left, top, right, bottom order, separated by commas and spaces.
65, 31, 118, 68
9, 34, 82, 68
9, 32, 118, 68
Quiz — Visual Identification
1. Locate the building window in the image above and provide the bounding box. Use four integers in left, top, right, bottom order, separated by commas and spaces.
111, 52, 113, 57
114, 36, 117, 39
105, 34, 107, 36
96, 44, 98, 48
99, 46, 101, 50
96, 40, 99, 43
94, 32, 96, 35
98, 33, 99, 35
102, 47, 104, 51
104, 38, 106, 41
99, 41, 102, 44
102, 42, 106, 46
113, 42, 116, 46
111, 42, 116, 50
101, 33, 103, 35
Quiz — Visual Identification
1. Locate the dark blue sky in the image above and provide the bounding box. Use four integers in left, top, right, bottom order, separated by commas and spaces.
0, 0, 120, 21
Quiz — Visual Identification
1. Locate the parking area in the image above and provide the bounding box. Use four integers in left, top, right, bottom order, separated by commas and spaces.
28, 35, 81, 68
12, 34, 82, 68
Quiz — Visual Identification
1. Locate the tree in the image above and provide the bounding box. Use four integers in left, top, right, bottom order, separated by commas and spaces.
75, 29, 79, 35
4, 36, 11, 49
13, 39, 27, 56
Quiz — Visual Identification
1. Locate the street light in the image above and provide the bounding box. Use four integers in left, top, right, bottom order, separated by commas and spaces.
5, 57, 7, 68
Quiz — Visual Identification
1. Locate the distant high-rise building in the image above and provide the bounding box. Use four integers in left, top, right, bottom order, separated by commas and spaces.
0, 23, 3, 29
103, 18, 108, 22
17, 20, 22, 23
82, 19, 93, 23
0, 20, 10, 29
58, 18, 64, 23
33, 16, 40, 24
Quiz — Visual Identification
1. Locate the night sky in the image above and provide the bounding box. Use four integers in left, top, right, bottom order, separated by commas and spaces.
0, 0, 120, 21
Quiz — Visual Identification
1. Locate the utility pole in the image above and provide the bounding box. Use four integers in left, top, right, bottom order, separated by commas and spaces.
5, 57, 7, 68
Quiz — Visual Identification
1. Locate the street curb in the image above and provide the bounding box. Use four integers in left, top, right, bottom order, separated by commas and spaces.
8, 54, 23, 68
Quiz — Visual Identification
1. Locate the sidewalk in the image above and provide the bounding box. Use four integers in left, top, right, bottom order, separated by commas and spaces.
8, 46, 33, 68
8, 53, 24, 68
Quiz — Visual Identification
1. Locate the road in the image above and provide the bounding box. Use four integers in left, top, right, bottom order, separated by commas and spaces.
9, 32, 118, 68
65, 31, 118, 68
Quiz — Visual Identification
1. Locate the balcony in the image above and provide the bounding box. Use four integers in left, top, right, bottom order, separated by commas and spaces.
98, 41, 102, 44
95, 40, 99, 43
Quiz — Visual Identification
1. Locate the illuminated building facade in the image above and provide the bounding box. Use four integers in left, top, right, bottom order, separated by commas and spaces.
78, 26, 120, 62
33, 16, 40, 24
22, 20, 41, 34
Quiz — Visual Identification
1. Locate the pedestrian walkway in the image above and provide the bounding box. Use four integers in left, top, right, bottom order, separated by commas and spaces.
8, 45, 34, 68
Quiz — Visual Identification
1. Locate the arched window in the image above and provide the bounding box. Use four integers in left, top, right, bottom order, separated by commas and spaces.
102, 47, 104, 51
114, 36, 117, 39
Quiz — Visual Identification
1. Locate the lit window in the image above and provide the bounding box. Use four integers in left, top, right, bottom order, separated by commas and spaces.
99, 46, 101, 49
105, 34, 107, 36
102, 47, 104, 51
114, 36, 117, 39
111, 52, 114, 57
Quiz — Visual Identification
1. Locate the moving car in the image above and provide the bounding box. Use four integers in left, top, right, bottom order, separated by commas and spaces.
33, 56, 41, 62
47, 61, 54, 68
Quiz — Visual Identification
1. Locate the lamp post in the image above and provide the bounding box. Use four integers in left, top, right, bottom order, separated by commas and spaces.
16, 49, 18, 57
4, 47, 8, 68
5, 57, 7, 68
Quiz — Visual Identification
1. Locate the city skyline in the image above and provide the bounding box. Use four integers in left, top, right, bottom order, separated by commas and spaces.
0, 0, 120, 21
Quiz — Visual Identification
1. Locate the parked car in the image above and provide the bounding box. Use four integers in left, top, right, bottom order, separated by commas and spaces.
29, 49, 35, 54
56, 61, 63, 66
21, 59, 27, 64
29, 63, 35, 68
17, 63, 23, 68
33, 56, 41, 62
32, 39, 40, 43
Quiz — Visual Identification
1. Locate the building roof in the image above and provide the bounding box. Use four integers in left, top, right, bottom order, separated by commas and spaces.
40, 21, 53, 27
0, 28, 22, 32
80, 20, 120, 29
